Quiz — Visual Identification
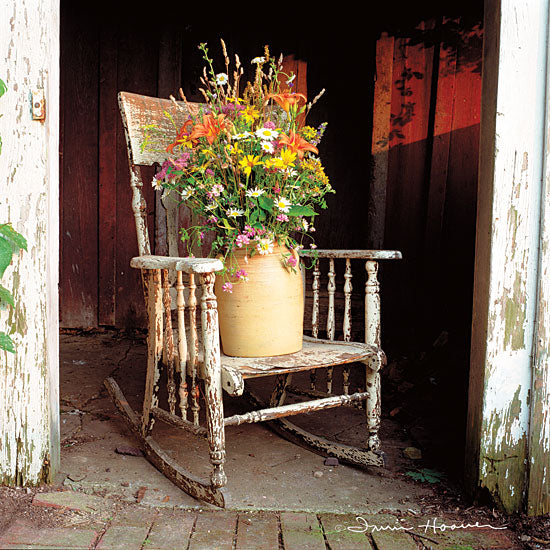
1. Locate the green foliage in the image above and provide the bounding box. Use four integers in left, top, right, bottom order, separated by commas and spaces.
0, 222, 28, 353
405, 468, 445, 483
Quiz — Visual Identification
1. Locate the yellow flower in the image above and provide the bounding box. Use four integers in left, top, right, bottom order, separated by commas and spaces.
301, 126, 317, 140
240, 106, 260, 124
239, 155, 263, 176
278, 149, 297, 169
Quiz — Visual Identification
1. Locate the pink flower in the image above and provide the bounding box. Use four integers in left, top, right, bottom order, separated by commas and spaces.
276, 214, 289, 222
287, 256, 297, 267
236, 234, 250, 247
264, 121, 276, 130
222, 282, 233, 293
235, 269, 248, 280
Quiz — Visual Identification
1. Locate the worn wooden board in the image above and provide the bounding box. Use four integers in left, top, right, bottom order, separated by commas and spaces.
466, 0, 547, 513
0, 0, 60, 483
59, 2, 99, 327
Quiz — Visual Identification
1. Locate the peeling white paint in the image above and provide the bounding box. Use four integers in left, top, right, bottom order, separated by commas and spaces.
0, 0, 59, 484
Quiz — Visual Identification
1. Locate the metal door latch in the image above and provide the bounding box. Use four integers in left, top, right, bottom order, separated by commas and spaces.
31, 90, 45, 121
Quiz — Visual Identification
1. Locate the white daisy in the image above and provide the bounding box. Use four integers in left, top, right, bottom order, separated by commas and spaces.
216, 73, 228, 85
180, 187, 194, 199
255, 127, 279, 141
274, 196, 291, 213
256, 238, 274, 255
246, 187, 265, 198
260, 141, 275, 154
227, 208, 244, 218
232, 131, 252, 141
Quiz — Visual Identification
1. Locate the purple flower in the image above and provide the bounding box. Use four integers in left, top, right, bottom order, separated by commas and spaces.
222, 282, 233, 293
287, 256, 297, 267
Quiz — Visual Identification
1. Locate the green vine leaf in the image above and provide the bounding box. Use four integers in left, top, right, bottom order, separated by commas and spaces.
0, 284, 14, 309
0, 223, 28, 251
0, 331, 15, 353
0, 78, 6, 98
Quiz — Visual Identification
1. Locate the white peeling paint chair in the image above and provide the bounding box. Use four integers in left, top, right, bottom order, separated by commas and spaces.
104, 91, 402, 507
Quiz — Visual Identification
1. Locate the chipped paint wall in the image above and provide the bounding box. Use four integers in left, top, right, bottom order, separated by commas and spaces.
0, 0, 60, 484
467, 0, 550, 514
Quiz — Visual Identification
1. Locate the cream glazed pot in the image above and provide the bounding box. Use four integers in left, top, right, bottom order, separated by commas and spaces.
214, 244, 303, 357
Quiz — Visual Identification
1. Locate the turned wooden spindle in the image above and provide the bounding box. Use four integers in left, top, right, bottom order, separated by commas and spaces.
188, 273, 200, 426
176, 271, 189, 420
326, 259, 336, 394
162, 270, 177, 415
310, 262, 321, 390
342, 259, 353, 395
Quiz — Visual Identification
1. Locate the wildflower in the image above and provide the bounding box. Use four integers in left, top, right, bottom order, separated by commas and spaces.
263, 121, 276, 130
235, 269, 248, 281
286, 74, 296, 87
278, 131, 318, 159
240, 106, 260, 124
246, 187, 265, 198
152, 177, 163, 191
251, 56, 265, 64
227, 208, 244, 218
301, 126, 317, 141
260, 141, 275, 154
267, 92, 307, 113
275, 149, 297, 170
236, 233, 250, 247
210, 184, 224, 197
276, 213, 289, 222
256, 238, 274, 255
286, 255, 298, 267
255, 127, 279, 141
216, 73, 228, 85
239, 155, 263, 176
180, 187, 194, 199
222, 282, 233, 293
232, 131, 252, 141
310, 243, 317, 249
274, 196, 291, 213
188, 113, 228, 145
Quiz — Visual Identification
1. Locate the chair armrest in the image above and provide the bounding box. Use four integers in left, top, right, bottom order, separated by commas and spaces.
130, 254, 224, 274
299, 249, 402, 260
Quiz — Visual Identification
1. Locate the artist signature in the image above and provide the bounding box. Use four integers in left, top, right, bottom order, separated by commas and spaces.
335, 516, 508, 534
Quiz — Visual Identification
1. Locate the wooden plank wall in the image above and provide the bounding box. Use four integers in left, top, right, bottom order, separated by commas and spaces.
371, 17, 483, 348
60, 6, 179, 329
59, 9, 483, 341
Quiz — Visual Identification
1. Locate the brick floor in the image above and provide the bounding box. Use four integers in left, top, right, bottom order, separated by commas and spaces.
0, 492, 523, 550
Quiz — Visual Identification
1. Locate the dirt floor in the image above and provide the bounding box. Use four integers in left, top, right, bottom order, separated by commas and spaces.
0, 328, 549, 549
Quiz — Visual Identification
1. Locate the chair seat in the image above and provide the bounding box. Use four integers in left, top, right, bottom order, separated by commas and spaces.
221, 336, 383, 378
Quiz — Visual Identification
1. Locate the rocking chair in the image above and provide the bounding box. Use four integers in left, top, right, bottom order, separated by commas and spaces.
104, 91, 402, 507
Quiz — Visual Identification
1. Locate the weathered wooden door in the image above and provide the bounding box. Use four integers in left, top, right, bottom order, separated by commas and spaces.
0, 0, 60, 484
466, 0, 550, 516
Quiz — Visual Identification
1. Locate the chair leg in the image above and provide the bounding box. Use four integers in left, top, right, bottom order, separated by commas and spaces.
142, 270, 163, 438
201, 273, 227, 489
365, 365, 381, 451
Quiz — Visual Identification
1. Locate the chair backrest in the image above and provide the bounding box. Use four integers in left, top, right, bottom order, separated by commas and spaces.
118, 91, 201, 257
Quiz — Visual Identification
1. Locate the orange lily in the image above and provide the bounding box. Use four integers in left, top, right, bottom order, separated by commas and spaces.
267, 92, 307, 113
278, 131, 318, 159
167, 119, 194, 153
188, 113, 228, 144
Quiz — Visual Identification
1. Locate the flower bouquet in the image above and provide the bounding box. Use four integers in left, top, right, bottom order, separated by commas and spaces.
148, 40, 333, 356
